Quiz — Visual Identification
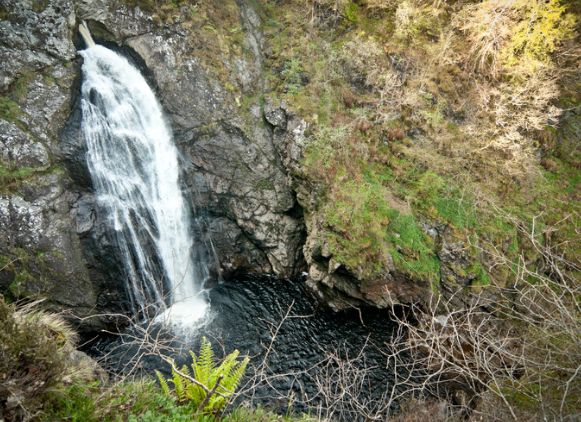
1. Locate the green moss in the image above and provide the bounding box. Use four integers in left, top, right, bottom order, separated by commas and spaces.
307, 130, 439, 281
0, 164, 36, 180
0, 96, 22, 122
0, 164, 43, 193
44, 379, 315, 422
281, 58, 304, 96
0, 255, 12, 270
256, 178, 276, 191
43, 383, 99, 422
43, 380, 193, 422
9, 264, 39, 297
42, 73, 56, 86
344, 2, 360, 24
0, 5, 9, 20
412, 172, 477, 230
31, 0, 49, 12
386, 210, 440, 281
468, 261, 491, 287
11, 70, 35, 101
322, 177, 392, 278
0, 165, 64, 194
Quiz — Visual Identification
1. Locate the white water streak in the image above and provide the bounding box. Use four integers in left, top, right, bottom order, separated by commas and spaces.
80, 45, 207, 326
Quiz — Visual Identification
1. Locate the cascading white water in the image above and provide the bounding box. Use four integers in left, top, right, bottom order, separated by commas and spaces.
79, 44, 208, 327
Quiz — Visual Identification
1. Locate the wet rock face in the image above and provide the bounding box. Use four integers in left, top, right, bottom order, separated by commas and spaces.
0, 0, 108, 329
1, 0, 306, 328
0, 0, 475, 320
73, 1, 306, 279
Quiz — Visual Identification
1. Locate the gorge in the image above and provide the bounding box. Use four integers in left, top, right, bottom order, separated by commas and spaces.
73, 28, 402, 413
0, 0, 579, 421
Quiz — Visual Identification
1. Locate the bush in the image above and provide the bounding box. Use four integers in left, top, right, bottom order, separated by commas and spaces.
459, 0, 576, 77
156, 337, 249, 415
383, 213, 581, 420
503, 0, 576, 73
0, 298, 76, 421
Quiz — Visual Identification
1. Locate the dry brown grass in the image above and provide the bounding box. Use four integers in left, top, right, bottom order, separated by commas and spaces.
456, 0, 518, 79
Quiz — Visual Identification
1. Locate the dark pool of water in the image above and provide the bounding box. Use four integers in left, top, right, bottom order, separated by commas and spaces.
85, 275, 409, 419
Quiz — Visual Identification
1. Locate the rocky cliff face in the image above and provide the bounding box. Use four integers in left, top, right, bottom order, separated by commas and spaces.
4, 0, 555, 324
65, 0, 307, 280
0, 0, 104, 327
0, 0, 306, 329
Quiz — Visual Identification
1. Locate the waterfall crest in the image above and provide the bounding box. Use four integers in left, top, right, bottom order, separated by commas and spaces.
80, 44, 208, 326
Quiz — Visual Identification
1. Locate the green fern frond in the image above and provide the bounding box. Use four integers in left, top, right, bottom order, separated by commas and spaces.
155, 370, 171, 397
193, 337, 214, 387
185, 379, 202, 403
221, 355, 249, 395
154, 340, 248, 414
172, 367, 186, 403
180, 364, 190, 378
207, 393, 225, 412
215, 350, 239, 388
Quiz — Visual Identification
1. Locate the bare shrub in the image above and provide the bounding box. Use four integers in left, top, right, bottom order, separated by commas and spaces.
464, 62, 565, 179
381, 210, 580, 421
493, 67, 562, 133
456, 0, 518, 78
303, 0, 351, 27
69, 210, 578, 422
340, 36, 408, 122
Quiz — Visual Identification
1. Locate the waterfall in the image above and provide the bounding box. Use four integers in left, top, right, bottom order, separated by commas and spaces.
79, 44, 208, 327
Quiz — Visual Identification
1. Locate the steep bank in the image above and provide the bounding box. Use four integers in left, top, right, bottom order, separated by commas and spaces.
259, 0, 579, 310
0, 0, 579, 325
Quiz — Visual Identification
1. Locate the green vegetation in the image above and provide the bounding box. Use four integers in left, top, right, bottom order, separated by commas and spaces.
156, 337, 249, 414
45, 378, 315, 422
503, 0, 576, 72
11, 70, 35, 102
0, 5, 8, 20
2, 0, 578, 419
0, 96, 22, 122
0, 164, 63, 194
44, 376, 315, 422
31, 0, 49, 13
0, 297, 77, 421
0, 164, 37, 185
0, 296, 312, 421
259, 0, 578, 302
300, 122, 451, 285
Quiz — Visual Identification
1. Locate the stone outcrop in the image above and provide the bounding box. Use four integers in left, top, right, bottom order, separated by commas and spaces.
72, 0, 306, 278
0, 0, 483, 322
0, 0, 306, 329
0, 0, 104, 328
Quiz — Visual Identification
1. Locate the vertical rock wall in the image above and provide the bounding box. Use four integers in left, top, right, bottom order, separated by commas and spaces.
0, 0, 307, 330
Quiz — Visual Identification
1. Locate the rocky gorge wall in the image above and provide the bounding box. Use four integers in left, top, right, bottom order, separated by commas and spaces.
0, 0, 307, 329
1, 0, 577, 330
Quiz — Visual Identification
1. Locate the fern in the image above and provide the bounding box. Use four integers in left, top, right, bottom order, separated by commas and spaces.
221, 355, 249, 395
155, 370, 170, 396
157, 338, 248, 414
193, 337, 215, 387
172, 367, 186, 403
